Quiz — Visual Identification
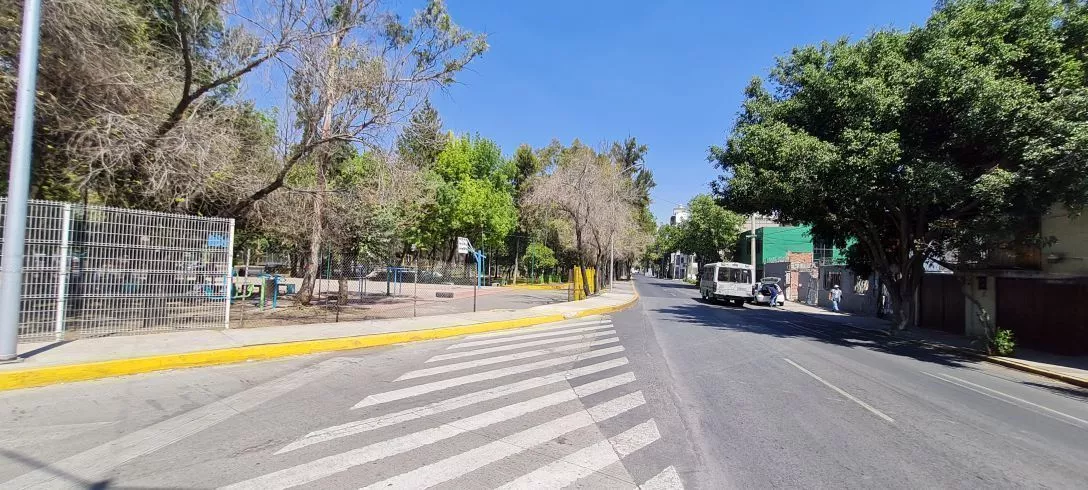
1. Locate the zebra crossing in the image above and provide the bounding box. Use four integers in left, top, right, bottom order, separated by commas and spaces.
225, 317, 683, 489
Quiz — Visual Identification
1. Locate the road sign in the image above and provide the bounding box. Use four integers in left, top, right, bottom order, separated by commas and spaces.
457, 237, 470, 255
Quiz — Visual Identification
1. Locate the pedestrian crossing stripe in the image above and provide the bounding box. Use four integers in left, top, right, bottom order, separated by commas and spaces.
452, 319, 611, 342
277, 358, 631, 454
395, 337, 621, 380
427, 329, 617, 362
496, 419, 662, 489
447, 322, 614, 349
360, 392, 648, 489
352, 345, 626, 409
228, 317, 683, 489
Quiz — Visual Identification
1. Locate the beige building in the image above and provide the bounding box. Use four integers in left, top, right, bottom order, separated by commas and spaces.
956, 205, 1088, 355
1041, 205, 1088, 274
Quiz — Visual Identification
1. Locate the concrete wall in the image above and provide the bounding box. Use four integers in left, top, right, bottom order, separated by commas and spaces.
1042, 205, 1088, 275
959, 272, 995, 338
815, 265, 881, 315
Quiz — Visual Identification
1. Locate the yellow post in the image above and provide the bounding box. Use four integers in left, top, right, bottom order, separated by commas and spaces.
571, 266, 585, 300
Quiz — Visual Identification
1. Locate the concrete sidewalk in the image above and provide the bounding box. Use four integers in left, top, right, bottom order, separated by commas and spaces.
0, 282, 637, 390
780, 300, 1088, 388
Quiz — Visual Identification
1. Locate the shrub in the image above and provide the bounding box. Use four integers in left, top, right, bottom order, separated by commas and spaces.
992, 328, 1015, 356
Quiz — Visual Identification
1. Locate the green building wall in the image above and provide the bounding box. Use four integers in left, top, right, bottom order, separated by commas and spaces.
735, 226, 847, 276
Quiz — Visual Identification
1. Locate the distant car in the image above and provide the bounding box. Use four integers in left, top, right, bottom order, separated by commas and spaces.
751, 277, 786, 306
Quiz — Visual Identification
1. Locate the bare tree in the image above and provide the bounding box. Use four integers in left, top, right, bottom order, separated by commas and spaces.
245, 0, 485, 304
523, 143, 607, 297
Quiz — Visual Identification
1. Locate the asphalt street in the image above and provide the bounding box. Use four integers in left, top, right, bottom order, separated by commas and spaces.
0, 274, 1086, 489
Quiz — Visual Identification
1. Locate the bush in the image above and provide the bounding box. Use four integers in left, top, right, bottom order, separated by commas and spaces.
992, 328, 1015, 356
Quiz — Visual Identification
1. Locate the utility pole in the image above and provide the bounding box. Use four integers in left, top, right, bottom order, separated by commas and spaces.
749, 214, 756, 276
0, 0, 44, 362
609, 173, 616, 290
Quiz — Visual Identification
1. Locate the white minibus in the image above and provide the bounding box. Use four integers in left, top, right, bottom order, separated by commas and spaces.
699, 262, 754, 306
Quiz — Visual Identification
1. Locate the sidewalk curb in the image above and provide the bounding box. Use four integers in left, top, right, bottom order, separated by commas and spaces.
503, 283, 571, 291
0, 290, 640, 392
788, 306, 1088, 389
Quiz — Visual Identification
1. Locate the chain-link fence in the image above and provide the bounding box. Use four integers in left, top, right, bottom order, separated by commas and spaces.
0, 198, 234, 341
228, 253, 572, 328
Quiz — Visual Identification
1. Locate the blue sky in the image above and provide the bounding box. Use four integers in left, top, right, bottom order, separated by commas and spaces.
426, 0, 937, 223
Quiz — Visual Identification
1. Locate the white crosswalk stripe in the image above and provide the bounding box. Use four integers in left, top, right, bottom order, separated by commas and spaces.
361, 392, 647, 490
497, 419, 662, 489
642, 466, 685, 489
396, 337, 620, 380
455, 319, 610, 341
224, 375, 638, 490
276, 368, 635, 454
447, 322, 614, 349
427, 329, 617, 362
224, 317, 683, 490
353, 345, 626, 409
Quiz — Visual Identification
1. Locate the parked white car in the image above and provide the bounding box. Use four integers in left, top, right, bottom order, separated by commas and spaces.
751, 277, 786, 306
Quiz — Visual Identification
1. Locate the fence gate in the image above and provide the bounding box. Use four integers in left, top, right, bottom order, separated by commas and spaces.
0, 199, 234, 341
918, 273, 965, 334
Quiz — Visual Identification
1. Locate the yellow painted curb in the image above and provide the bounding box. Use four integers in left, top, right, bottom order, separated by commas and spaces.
504, 283, 570, 291
980, 356, 1088, 389
0, 314, 565, 392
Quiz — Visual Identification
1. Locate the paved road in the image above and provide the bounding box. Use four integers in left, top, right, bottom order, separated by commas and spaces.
0, 275, 1086, 488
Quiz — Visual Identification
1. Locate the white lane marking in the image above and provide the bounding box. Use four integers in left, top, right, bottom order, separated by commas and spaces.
0, 421, 117, 445
361, 391, 647, 490
353, 345, 626, 409
497, 419, 660, 489
429, 330, 617, 362
457, 319, 610, 341
783, 358, 895, 423
449, 324, 614, 349
223, 375, 638, 490
3, 357, 359, 489
641, 466, 685, 489
923, 372, 1088, 429
278, 364, 634, 454
397, 338, 620, 380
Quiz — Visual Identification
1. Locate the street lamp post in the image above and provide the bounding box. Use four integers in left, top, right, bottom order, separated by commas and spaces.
0, 0, 44, 362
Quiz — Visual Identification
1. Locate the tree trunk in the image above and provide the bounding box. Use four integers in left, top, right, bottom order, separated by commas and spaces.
337, 252, 350, 305
574, 226, 591, 298
291, 17, 346, 305
297, 180, 325, 305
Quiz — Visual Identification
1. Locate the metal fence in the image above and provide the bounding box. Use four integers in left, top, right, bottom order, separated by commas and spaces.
0, 198, 234, 341
228, 252, 572, 327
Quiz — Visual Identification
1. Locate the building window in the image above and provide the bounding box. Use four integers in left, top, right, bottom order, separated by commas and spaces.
824, 271, 841, 290
813, 239, 834, 265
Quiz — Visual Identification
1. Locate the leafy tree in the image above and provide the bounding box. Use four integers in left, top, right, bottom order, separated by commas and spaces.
645, 223, 680, 275
711, 0, 1088, 331
522, 242, 558, 281
397, 99, 446, 169
676, 194, 744, 264
512, 144, 541, 198
425, 134, 518, 253
610, 137, 655, 209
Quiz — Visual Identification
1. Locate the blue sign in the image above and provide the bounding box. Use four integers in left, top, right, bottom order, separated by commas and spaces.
207, 234, 229, 248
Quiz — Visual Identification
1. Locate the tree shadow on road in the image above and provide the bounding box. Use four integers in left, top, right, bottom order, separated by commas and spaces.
648, 281, 699, 290
0, 449, 113, 489
650, 301, 977, 370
